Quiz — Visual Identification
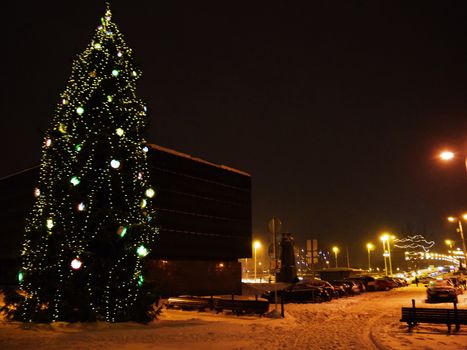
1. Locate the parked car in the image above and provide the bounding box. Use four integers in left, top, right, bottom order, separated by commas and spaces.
331, 280, 359, 296
303, 279, 339, 299
346, 278, 366, 292
352, 276, 376, 291
329, 281, 347, 297
261, 283, 330, 303
374, 278, 396, 291
392, 277, 408, 287
426, 279, 463, 303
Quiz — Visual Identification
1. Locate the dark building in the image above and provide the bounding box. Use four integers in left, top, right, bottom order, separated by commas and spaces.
0, 144, 252, 296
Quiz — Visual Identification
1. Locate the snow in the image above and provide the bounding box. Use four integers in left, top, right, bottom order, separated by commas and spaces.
1, 286, 466, 349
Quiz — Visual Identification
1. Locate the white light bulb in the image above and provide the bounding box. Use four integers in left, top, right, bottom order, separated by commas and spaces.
71, 258, 82, 270
77, 202, 85, 211
34, 188, 40, 197
94, 43, 102, 49
142, 146, 149, 153
76, 107, 84, 115
46, 218, 54, 229
112, 70, 119, 77
45, 138, 52, 147
145, 188, 155, 198
116, 128, 124, 136
110, 159, 121, 169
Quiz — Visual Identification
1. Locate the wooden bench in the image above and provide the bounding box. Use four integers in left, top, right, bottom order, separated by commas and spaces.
166, 296, 213, 311
400, 299, 467, 332
214, 296, 269, 316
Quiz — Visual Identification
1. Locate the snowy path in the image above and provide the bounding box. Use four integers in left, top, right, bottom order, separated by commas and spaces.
1, 286, 466, 349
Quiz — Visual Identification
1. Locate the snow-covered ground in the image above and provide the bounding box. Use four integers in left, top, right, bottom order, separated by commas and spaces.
1, 286, 466, 350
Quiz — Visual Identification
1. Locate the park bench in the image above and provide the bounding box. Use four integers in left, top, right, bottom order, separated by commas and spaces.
166, 296, 213, 311
400, 299, 467, 332
214, 296, 269, 316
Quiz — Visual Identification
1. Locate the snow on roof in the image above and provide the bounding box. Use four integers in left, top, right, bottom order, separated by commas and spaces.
148, 143, 251, 177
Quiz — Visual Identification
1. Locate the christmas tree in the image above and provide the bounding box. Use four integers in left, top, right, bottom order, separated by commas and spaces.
2, 4, 159, 323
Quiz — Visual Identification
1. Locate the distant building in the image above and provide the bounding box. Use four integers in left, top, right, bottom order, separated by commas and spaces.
0, 144, 252, 296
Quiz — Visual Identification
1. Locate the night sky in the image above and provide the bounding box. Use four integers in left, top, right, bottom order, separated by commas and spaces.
3, 1, 467, 267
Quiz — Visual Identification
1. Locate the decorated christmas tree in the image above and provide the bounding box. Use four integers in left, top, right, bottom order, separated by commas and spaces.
2, 4, 159, 323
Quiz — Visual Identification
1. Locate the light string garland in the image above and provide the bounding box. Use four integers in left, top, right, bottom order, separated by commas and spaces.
394, 235, 435, 252
17, 4, 159, 323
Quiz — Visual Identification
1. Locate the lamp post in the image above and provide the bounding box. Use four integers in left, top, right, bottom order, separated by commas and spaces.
366, 243, 374, 271
447, 214, 467, 269
332, 246, 339, 268
380, 233, 395, 275
253, 240, 261, 281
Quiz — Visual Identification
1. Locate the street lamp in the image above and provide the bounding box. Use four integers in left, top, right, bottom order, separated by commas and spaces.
438, 150, 467, 174
447, 214, 467, 269
380, 234, 394, 275
366, 243, 375, 271
253, 240, 261, 281
332, 246, 339, 268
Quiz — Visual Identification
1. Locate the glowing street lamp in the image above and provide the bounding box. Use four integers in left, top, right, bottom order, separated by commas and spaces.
380, 234, 394, 275
253, 240, 261, 281
439, 151, 455, 160
438, 150, 467, 174
447, 214, 467, 268
366, 243, 375, 271
332, 246, 339, 268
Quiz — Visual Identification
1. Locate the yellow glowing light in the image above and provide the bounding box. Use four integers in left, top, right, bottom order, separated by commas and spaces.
94, 43, 102, 49
58, 123, 67, 134
380, 234, 389, 242
46, 218, 54, 229
366, 243, 374, 250
253, 241, 261, 249
440, 151, 455, 161
145, 188, 155, 198
448, 216, 456, 222
140, 199, 147, 208
116, 128, 124, 136
462, 214, 467, 221
332, 246, 339, 253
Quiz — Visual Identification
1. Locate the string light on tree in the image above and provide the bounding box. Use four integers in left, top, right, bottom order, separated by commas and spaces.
110, 159, 121, 169
136, 245, 149, 257
145, 188, 155, 198
70, 258, 82, 270
117, 226, 127, 237
77, 202, 86, 211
